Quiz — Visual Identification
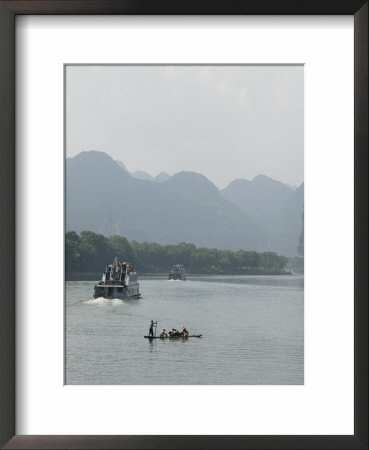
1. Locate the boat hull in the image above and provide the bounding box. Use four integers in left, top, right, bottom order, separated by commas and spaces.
144, 334, 202, 339
168, 274, 186, 280
93, 284, 140, 299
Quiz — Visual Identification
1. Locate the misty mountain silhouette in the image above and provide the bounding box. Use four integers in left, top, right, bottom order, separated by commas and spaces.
133, 170, 154, 181
114, 160, 128, 172
155, 171, 171, 183
115, 161, 171, 183
222, 176, 304, 255
66, 151, 268, 251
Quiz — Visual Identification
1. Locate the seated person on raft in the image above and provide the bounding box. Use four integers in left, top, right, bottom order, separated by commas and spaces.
159, 329, 168, 338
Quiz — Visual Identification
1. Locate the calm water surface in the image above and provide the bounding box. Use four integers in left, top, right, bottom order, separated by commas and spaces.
66, 275, 303, 384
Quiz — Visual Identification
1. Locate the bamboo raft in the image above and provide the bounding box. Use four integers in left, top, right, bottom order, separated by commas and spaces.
144, 334, 202, 339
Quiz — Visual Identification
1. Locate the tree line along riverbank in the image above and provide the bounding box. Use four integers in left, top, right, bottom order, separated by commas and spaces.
66, 231, 291, 275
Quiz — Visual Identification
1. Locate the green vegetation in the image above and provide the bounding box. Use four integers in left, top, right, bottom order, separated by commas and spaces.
66, 231, 290, 275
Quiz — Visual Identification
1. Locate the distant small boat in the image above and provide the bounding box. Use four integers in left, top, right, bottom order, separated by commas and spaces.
168, 264, 186, 280
93, 257, 140, 299
144, 334, 202, 339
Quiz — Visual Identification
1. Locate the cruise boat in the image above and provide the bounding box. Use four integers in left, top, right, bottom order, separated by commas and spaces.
168, 264, 186, 280
93, 257, 140, 299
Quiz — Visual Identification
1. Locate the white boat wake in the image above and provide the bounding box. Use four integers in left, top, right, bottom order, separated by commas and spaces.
83, 297, 126, 306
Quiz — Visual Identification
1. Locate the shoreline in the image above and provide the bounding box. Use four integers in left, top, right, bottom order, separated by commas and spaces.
65, 270, 294, 281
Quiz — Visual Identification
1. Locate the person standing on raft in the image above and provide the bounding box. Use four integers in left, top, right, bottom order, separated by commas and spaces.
149, 320, 157, 337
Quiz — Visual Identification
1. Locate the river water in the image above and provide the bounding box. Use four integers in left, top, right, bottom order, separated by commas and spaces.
66, 275, 303, 385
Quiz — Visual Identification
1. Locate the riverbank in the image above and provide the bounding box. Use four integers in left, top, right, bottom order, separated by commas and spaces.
66, 270, 292, 281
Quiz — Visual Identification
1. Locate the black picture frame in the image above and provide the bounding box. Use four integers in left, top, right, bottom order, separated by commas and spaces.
0, 1, 367, 449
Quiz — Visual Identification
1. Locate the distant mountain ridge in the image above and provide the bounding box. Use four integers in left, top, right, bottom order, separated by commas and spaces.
155, 171, 171, 183
133, 170, 154, 181
66, 151, 303, 256
66, 151, 269, 252
115, 160, 172, 183
222, 176, 304, 256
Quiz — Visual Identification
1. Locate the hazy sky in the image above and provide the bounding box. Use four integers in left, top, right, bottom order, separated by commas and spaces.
66, 65, 303, 188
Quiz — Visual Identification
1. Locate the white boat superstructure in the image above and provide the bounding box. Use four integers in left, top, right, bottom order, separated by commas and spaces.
93, 257, 140, 299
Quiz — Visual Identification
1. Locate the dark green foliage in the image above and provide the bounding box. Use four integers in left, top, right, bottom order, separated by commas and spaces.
66, 231, 290, 275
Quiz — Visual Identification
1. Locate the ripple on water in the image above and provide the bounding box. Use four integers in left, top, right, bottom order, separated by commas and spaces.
66, 275, 304, 385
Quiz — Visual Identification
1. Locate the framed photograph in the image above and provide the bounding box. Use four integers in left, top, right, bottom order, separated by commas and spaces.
65, 63, 304, 387
0, 1, 367, 449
